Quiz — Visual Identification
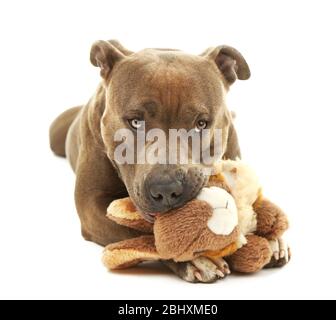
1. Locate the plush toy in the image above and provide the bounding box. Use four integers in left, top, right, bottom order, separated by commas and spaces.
209, 160, 290, 272
102, 159, 290, 279
103, 187, 244, 269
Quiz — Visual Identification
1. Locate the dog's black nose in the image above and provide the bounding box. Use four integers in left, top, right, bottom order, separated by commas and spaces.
145, 167, 186, 212
149, 180, 183, 204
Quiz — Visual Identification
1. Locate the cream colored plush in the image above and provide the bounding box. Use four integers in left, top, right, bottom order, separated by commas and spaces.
212, 159, 262, 237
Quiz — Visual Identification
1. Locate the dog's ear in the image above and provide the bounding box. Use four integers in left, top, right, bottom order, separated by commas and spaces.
108, 39, 133, 56
90, 40, 125, 79
202, 46, 250, 85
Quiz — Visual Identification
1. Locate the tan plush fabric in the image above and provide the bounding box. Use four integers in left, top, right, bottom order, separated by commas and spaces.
103, 235, 159, 270
207, 173, 230, 191
105, 197, 241, 265
104, 160, 290, 274
107, 198, 153, 233
254, 198, 289, 240
107, 198, 140, 220
103, 194, 289, 273
227, 235, 272, 273
203, 242, 238, 258
154, 199, 240, 262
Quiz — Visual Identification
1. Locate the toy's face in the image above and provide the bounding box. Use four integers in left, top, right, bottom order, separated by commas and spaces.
154, 187, 240, 262
106, 186, 241, 263
196, 187, 238, 236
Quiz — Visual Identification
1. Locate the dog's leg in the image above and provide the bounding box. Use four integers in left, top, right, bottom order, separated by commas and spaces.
264, 238, 291, 269
75, 150, 143, 246
163, 257, 230, 283
77, 192, 143, 246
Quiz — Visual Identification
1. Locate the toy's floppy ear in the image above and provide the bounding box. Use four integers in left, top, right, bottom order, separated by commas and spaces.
202, 45, 250, 85
207, 161, 235, 192
90, 40, 126, 79
103, 235, 160, 270
207, 173, 231, 193
107, 198, 153, 233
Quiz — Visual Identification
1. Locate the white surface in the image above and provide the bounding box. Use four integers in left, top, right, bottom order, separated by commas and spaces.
1, 0, 336, 300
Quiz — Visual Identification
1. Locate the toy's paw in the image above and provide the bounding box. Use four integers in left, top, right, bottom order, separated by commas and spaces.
265, 238, 291, 269
163, 257, 230, 283
254, 199, 289, 240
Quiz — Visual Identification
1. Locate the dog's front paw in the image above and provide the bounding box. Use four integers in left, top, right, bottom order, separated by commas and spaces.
265, 238, 291, 269
163, 257, 230, 283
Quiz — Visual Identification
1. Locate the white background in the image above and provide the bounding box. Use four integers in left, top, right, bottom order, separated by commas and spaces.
0, 0, 335, 300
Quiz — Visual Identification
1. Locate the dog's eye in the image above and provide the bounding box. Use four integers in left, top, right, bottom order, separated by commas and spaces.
195, 120, 208, 132
129, 119, 144, 130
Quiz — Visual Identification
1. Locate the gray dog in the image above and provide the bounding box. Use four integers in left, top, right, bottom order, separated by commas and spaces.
50, 40, 251, 282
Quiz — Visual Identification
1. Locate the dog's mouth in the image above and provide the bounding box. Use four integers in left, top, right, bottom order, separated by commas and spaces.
124, 165, 210, 223
141, 212, 158, 223
128, 189, 187, 223
132, 198, 177, 223
131, 181, 208, 223
139, 201, 190, 223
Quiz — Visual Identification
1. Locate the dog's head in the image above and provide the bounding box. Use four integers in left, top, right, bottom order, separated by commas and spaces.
90, 40, 250, 222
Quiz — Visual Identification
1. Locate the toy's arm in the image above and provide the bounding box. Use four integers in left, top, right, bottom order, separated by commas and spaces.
107, 198, 153, 234
253, 198, 289, 240
103, 235, 160, 270
104, 199, 158, 270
